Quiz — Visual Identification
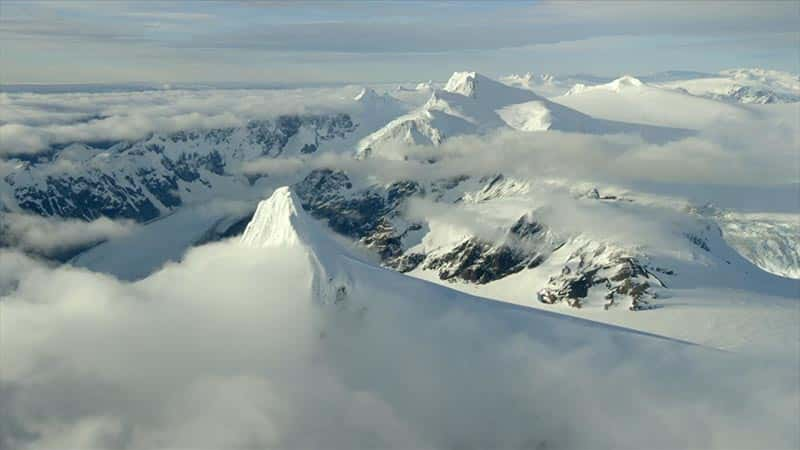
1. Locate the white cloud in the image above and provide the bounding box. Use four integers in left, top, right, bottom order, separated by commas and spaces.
240, 112, 798, 189
0, 239, 797, 449
0, 88, 359, 157
0, 213, 135, 258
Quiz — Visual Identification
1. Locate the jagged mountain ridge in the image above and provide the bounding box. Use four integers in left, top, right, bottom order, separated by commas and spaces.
1, 114, 358, 222
502, 68, 800, 104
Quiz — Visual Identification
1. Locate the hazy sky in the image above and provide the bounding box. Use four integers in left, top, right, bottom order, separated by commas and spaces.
2, 1, 798, 84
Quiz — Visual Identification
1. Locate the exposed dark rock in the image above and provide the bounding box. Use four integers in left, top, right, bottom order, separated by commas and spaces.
193, 213, 255, 246
424, 239, 531, 284
389, 252, 426, 273
300, 143, 317, 154
14, 174, 162, 222
510, 215, 543, 238
537, 249, 664, 310
685, 233, 711, 252
386, 180, 424, 206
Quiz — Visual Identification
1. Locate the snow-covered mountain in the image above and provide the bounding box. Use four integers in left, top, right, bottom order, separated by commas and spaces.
2, 70, 797, 308
281, 169, 797, 317
500, 72, 614, 97
555, 75, 760, 129
228, 183, 797, 356
653, 68, 800, 104
237, 186, 791, 353
501, 68, 800, 104
357, 72, 690, 158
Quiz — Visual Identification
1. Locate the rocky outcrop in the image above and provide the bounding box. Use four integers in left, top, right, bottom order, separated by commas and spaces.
423, 238, 533, 284
537, 245, 668, 310
404, 214, 560, 284
710, 86, 799, 104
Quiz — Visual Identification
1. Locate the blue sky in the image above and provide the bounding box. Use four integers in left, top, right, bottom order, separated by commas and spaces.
1, 1, 798, 83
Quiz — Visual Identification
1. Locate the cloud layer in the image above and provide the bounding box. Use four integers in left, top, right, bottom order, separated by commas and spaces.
0, 88, 360, 156
1, 239, 797, 450
2, 2, 797, 83
0, 213, 135, 259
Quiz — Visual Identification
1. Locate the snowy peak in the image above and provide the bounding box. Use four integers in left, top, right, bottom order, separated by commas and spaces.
354, 87, 378, 102
240, 187, 311, 248
240, 185, 358, 277
444, 71, 481, 97
443, 71, 541, 106
567, 75, 645, 95
354, 87, 406, 118
608, 75, 644, 90
354, 87, 400, 104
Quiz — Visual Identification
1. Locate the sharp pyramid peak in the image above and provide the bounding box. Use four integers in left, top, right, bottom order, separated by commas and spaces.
443, 71, 485, 97
241, 187, 311, 249
609, 75, 645, 89
443, 70, 541, 107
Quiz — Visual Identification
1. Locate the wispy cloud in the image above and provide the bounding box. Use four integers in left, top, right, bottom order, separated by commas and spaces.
1, 1, 797, 83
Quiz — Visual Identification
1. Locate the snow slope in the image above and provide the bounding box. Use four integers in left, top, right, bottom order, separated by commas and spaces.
71, 200, 254, 280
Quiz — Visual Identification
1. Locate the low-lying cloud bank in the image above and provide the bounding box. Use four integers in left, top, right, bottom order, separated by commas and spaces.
242, 114, 799, 189
0, 241, 797, 450
0, 213, 135, 260
4, 86, 797, 192
0, 88, 361, 157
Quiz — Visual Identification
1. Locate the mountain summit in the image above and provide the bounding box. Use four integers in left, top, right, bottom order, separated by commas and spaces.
240, 187, 311, 249
443, 71, 541, 108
